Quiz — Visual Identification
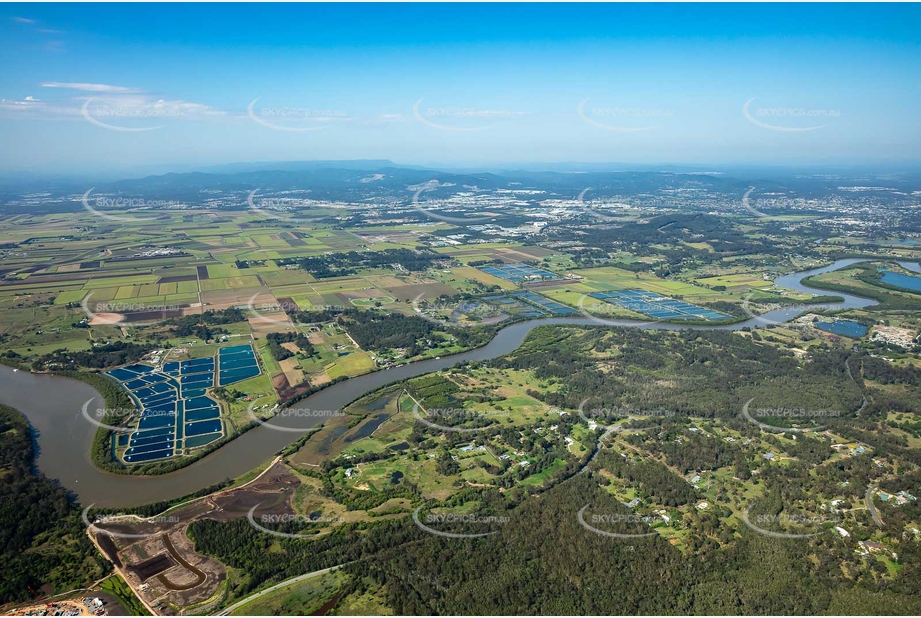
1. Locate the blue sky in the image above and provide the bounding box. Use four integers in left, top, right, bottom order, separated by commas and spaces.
1, 2, 919, 174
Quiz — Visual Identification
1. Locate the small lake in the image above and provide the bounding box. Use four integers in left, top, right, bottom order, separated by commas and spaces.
815, 320, 868, 338
881, 270, 921, 292
345, 413, 391, 442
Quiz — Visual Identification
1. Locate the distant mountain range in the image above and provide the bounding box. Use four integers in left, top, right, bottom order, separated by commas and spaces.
1, 160, 918, 215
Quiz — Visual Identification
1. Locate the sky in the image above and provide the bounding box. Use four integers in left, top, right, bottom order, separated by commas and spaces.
1, 2, 920, 175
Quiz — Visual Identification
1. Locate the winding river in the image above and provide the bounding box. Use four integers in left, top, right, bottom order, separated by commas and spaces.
1, 258, 918, 507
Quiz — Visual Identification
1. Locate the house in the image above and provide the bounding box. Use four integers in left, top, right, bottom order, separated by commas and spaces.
834, 526, 850, 538
655, 509, 671, 524
763, 453, 776, 460
859, 540, 896, 558
624, 498, 641, 509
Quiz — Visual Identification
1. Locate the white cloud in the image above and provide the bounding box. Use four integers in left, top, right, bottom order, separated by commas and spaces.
2, 83, 227, 126
41, 82, 138, 93
452, 109, 525, 118
13, 17, 36, 24
0, 97, 81, 119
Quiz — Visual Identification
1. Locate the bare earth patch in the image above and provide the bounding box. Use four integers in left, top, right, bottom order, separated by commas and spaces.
89, 312, 126, 325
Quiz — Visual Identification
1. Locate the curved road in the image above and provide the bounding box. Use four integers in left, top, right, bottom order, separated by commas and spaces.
865, 484, 884, 527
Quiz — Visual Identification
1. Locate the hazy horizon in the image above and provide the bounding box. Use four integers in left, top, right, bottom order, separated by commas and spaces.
2, 2, 920, 174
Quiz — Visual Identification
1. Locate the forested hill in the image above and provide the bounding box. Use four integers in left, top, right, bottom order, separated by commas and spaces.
352, 474, 921, 615
496, 325, 865, 419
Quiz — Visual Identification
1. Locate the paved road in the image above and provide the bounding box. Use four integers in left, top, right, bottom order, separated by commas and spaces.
865, 484, 884, 527
215, 565, 344, 616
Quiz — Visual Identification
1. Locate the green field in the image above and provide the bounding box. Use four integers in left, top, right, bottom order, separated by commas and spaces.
230, 570, 347, 616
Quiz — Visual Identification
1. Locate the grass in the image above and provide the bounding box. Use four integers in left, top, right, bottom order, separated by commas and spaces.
521, 458, 567, 486
229, 569, 347, 616
573, 266, 729, 301
336, 582, 393, 615
98, 574, 150, 616
695, 273, 771, 289
335, 351, 376, 375
450, 266, 519, 290
351, 296, 395, 306
52, 289, 87, 305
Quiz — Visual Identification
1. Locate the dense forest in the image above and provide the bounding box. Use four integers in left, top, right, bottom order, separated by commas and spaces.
187, 471, 921, 615
266, 331, 315, 362
31, 340, 154, 371
166, 307, 248, 340
276, 248, 443, 279
338, 309, 491, 357
500, 325, 865, 422
0, 405, 108, 604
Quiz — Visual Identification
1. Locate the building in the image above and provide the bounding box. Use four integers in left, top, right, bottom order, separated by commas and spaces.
871, 325, 918, 348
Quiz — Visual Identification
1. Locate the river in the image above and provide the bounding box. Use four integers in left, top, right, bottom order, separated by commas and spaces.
0, 258, 917, 507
